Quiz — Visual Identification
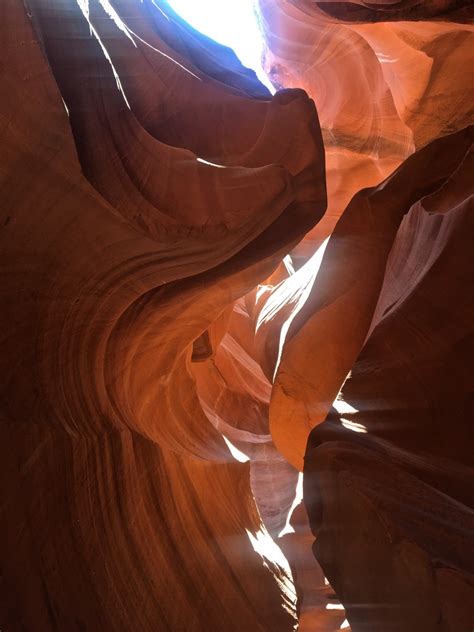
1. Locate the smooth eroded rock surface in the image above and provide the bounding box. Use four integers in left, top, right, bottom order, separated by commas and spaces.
1, 0, 473, 631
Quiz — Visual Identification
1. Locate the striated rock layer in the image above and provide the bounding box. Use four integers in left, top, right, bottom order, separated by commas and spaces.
303, 129, 474, 631
258, 0, 474, 259
1, 0, 473, 631
257, 3, 473, 628
0, 1, 325, 630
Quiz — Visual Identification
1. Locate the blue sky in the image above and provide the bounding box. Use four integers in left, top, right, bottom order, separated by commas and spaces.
167, 0, 273, 91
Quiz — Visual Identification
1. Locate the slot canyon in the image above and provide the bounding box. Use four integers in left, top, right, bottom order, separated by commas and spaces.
0, 1, 473, 630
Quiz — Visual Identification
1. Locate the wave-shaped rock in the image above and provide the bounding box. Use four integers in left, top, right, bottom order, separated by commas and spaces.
1, 0, 473, 630
0, 1, 326, 629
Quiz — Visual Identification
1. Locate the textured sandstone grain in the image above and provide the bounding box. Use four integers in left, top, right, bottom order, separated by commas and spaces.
1, 0, 473, 631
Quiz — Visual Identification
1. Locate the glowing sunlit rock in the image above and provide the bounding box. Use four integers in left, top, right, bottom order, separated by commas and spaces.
1, 0, 473, 631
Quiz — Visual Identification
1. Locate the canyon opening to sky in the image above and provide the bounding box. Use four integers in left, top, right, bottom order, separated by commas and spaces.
1, 1, 473, 631
167, 0, 273, 89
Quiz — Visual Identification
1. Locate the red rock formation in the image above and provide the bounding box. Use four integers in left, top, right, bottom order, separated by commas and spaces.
256, 3, 473, 630
270, 127, 472, 470
258, 0, 474, 258
0, 1, 325, 629
302, 129, 474, 631
1, 0, 473, 631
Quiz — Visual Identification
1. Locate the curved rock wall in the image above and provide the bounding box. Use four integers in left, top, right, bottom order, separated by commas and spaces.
258, 0, 473, 258
1, 0, 473, 631
257, 1, 473, 629
0, 1, 325, 629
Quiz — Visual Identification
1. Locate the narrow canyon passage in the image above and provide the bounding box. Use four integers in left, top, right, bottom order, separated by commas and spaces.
0, 1, 473, 631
